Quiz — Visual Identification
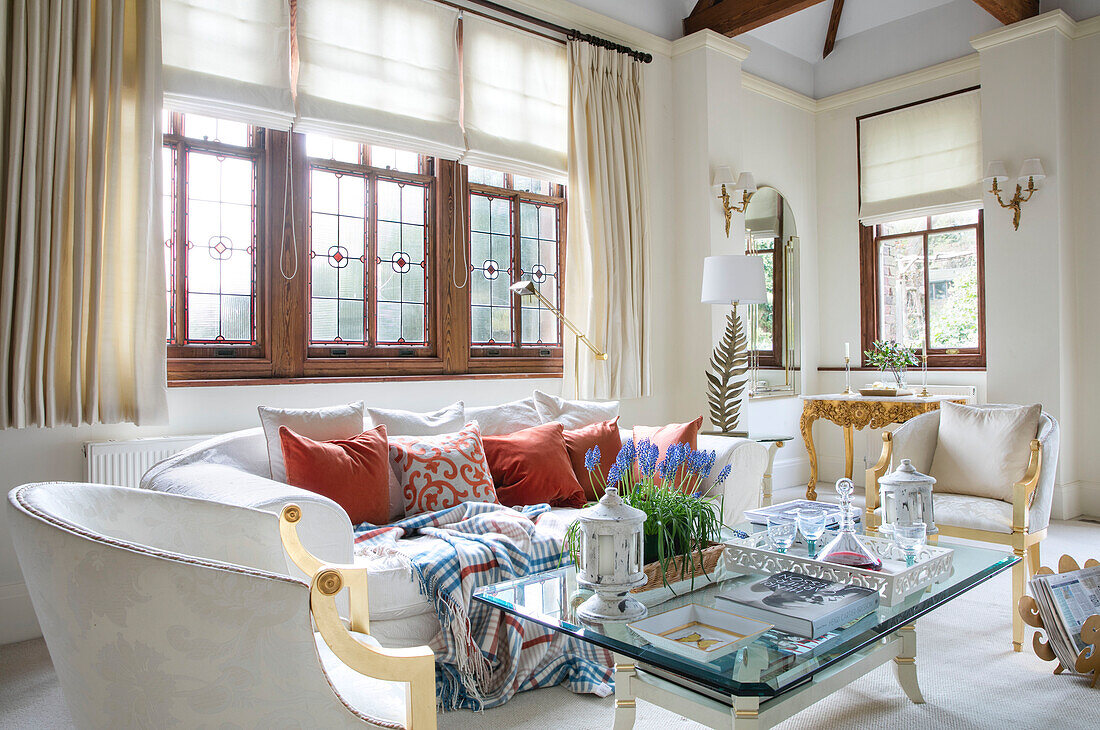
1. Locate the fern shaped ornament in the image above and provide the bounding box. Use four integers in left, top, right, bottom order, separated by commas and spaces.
706, 307, 750, 433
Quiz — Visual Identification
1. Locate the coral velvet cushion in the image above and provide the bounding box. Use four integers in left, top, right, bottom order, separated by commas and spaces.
562, 418, 622, 501
278, 424, 392, 525
632, 416, 704, 487
482, 423, 588, 508
389, 423, 498, 517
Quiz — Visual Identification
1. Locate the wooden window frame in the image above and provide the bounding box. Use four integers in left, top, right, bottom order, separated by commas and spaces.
166, 120, 565, 383
858, 211, 986, 369
747, 232, 784, 369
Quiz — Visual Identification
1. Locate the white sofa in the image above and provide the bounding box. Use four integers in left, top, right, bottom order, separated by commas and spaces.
141, 422, 767, 649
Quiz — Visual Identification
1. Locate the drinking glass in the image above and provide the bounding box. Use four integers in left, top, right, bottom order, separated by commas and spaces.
893, 523, 927, 567
767, 516, 797, 554
796, 508, 827, 559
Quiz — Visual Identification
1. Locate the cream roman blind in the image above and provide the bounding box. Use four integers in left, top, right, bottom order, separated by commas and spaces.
462, 16, 569, 180
161, 0, 296, 129
858, 90, 982, 224
295, 0, 465, 159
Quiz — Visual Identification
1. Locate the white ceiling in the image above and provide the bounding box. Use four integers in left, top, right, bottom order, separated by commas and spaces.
739, 0, 963, 63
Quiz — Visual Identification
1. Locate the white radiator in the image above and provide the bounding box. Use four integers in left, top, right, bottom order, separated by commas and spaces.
84, 435, 214, 488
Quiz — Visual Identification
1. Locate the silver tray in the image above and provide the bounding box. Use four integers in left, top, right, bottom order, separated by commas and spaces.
722, 532, 953, 607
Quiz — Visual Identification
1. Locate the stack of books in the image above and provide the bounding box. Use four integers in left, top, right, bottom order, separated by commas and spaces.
717, 571, 880, 639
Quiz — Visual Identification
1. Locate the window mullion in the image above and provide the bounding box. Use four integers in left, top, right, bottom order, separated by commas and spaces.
923, 228, 931, 353
367, 171, 377, 348
511, 191, 522, 347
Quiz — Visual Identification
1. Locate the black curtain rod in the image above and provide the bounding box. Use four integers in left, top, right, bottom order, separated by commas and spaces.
458, 0, 653, 63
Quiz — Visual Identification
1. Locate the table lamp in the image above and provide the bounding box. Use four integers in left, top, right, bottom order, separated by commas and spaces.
701, 255, 766, 436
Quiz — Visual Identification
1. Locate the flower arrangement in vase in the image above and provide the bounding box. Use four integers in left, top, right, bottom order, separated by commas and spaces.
864, 340, 919, 390
565, 439, 732, 590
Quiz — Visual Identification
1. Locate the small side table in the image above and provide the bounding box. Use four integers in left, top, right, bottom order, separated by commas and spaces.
702, 431, 795, 508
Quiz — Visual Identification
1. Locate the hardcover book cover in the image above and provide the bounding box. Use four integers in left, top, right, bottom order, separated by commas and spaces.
717, 571, 879, 638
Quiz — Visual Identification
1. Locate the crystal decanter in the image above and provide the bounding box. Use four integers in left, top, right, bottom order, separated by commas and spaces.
820, 477, 883, 571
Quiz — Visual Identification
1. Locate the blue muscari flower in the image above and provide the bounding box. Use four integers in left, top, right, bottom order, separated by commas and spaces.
619, 438, 636, 466
700, 450, 717, 478
584, 445, 601, 473
607, 461, 623, 485
714, 464, 732, 486
638, 438, 658, 476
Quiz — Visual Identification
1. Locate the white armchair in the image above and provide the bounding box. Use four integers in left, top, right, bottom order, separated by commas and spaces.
7, 482, 435, 729
864, 405, 1060, 652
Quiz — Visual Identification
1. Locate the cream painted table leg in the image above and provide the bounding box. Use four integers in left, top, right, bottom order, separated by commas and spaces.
892, 624, 925, 704
761, 441, 783, 507
613, 655, 637, 730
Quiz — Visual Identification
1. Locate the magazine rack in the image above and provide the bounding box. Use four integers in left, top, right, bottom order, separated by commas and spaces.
1017, 554, 1100, 688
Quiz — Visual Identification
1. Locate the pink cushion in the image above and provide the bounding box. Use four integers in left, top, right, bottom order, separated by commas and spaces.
389, 423, 498, 516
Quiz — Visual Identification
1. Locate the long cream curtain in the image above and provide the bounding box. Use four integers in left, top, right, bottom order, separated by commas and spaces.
0, 0, 167, 428
566, 42, 649, 400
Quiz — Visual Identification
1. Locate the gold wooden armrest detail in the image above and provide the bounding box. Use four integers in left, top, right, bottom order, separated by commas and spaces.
864, 432, 892, 531
280, 504, 369, 634
1011, 439, 1042, 536
312, 567, 438, 729
1018, 555, 1100, 688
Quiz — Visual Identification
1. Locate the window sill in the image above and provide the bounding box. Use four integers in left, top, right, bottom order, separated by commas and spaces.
816, 366, 986, 372
167, 371, 563, 388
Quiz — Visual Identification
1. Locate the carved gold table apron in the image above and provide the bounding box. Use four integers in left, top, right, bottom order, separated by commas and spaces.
800, 394, 966, 500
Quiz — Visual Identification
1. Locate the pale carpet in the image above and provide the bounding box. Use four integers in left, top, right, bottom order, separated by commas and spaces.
3, 518, 1098, 729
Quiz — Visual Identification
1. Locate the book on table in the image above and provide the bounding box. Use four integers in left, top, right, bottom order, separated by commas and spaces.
717, 571, 879, 639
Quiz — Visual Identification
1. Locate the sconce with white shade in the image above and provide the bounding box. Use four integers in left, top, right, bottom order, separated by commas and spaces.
712, 166, 757, 237
701, 255, 766, 435
985, 158, 1045, 230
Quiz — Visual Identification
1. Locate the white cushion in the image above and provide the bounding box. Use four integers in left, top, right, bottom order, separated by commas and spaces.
369, 613, 442, 649
533, 390, 619, 430
258, 401, 366, 483
876, 494, 1013, 534
365, 401, 464, 436
313, 631, 408, 727
930, 402, 1041, 502
465, 396, 542, 435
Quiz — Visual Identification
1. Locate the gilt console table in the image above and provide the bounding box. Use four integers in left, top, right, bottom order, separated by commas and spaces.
800, 394, 966, 500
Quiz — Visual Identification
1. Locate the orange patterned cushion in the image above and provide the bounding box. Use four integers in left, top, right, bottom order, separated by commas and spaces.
389, 422, 498, 516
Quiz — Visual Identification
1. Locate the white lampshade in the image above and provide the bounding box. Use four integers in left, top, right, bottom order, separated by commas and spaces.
983, 161, 1009, 183
711, 165, 736, 188
701, 255, 766, 305
1018, 158, 1045, 184
735, 172, 757, 193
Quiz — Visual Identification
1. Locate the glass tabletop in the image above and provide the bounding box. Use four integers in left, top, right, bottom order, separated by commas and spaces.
472, 534, 1017, 698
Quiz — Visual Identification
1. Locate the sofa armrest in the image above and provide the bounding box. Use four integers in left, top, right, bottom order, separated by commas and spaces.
142, 460, 354, 574
696, 435, 768, 526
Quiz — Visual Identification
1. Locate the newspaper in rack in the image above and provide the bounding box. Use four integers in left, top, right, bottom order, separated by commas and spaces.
1027, 565, 1100, 670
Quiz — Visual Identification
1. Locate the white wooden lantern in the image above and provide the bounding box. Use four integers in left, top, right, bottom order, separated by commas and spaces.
878, 458, 938, 536
575, 486, 648, 622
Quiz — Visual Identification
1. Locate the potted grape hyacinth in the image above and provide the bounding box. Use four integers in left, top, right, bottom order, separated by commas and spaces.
565, 438, 733, 591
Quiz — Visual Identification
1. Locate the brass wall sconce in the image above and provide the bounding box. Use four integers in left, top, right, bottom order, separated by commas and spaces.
712, 166, 756, 237
985, 158, 1045, 230
509, 280, 607, 398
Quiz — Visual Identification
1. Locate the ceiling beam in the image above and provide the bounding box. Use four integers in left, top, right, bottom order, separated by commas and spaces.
822, 0, 844, 58
683, 0, 830, 38
970, 0, 1039, 26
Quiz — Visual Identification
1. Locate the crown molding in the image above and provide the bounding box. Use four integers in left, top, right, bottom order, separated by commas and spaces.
970, 9, 1078, 51
813, 54, 980, 113
671, 30, 751, 61
741, 73, 817, 113
502, 0, 673, 58
1072, 14, 1100, 40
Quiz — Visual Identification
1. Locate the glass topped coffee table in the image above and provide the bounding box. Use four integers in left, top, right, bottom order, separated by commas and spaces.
473, 537, 1017, 728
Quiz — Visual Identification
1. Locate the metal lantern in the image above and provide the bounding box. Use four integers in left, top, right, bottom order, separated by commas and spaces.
878, 458, 938, 537
575, 486, 648, 622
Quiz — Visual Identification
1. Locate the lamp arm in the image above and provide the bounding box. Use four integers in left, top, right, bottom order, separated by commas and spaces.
524, 287, 607, 359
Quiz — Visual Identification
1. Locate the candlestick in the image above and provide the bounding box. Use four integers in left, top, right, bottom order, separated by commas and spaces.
845, 341, 850, 360
919, 351, 929, 397
843, 355, 854, 395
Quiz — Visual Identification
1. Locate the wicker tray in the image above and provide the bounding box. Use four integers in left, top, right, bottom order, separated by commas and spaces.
632, 543, 726, 594
723, 532, 953, 606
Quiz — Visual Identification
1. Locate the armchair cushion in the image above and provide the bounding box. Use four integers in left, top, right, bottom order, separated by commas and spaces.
313, 631, 407, 728
929, 401, 1041, 502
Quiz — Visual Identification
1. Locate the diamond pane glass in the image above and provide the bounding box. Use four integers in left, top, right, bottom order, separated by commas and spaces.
183, 150, 257, 343
375, 179, 429, 345
470, 193, 513, 345
163, 146, 176, 343
929, 228, 979, 349
309, 168, 367, 344
878, 235, 924, 350
517, 201, 560, 345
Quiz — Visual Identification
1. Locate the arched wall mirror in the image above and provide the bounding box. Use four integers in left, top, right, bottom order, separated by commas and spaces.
744, 186, 801, 397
